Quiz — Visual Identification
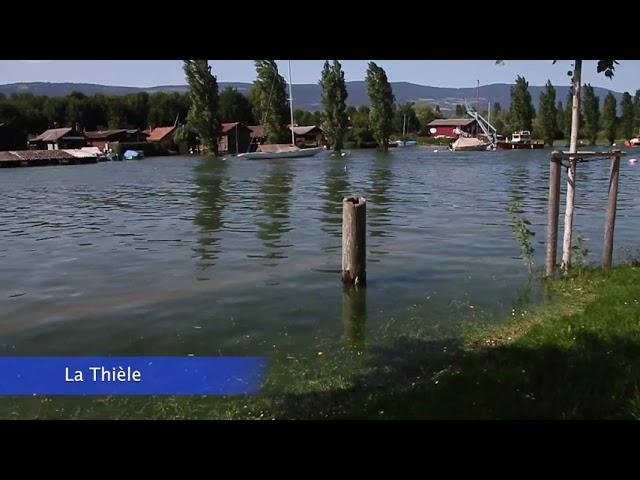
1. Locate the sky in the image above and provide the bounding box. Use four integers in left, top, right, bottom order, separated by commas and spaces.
1, 60, 639, 92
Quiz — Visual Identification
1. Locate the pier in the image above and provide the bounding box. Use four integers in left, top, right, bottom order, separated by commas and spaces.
0, 149, 98, 168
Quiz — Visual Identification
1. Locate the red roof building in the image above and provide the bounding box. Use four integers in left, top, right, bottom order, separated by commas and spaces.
147, 126, 177, 152
426, 118, 478, 138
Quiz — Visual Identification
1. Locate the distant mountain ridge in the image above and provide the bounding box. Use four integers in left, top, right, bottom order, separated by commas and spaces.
0, 81, 624, 114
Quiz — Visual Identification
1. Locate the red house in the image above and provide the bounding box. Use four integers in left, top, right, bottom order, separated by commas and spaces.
147, 126, 177, 152
427, 118, 479, 138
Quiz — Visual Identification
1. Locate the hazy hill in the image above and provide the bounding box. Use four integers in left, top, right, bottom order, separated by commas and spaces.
0, 81, 624, 115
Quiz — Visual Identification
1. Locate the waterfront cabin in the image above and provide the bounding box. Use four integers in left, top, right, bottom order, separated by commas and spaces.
426, 118, 479, 138
85, 129, 149, 152
28, 127, 87, 150
290, 125, 324, 147
246, 124, 324, 148
147, 126, 177, 153
219, 122, 252, 154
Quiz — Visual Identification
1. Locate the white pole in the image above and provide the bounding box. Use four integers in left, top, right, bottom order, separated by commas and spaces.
288, 60, 295, 146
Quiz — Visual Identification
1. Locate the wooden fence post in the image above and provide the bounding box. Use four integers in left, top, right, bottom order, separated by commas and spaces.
602, 151, 621, 269
545, 150, 563, 277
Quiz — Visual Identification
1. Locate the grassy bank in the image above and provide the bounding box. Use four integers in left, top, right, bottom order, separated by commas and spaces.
349, 265, 640, 419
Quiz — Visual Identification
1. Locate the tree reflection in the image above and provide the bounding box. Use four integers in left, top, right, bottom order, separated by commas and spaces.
320, 156, 351, 238
254, 161, 293, 266
192, 158, 228, 273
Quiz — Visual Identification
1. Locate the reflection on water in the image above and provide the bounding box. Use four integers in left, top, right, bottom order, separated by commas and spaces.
342, 285, 367, 348
321, 157, 351, 239
367, 153, 394, 261
253, 161, 293, 265
2, 150, 640, 360
192, 159, 228, 274
505, 163, 529, 205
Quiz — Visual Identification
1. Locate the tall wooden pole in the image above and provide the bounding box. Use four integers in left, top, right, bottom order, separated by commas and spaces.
561, 59, 582, 274
602, 151, 621, 269
342, 196, 366, 285
545, 150, 563, 277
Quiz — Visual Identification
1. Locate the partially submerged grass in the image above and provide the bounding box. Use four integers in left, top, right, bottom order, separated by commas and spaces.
3, 266, 639, 419
350, 266, 640, 419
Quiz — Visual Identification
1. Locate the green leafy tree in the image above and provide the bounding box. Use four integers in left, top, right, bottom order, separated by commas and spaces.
349, 106, 373, 146
319, 60, 349, 151
454, 104, 465, 117
620, 91, 634, 139
123, 92, 150, 130
602, 92, 617, 145
555, 101, 564, 139
510, 75, 535, 131
250, 60, 290, 144
107, 97, 128, 129
365, 62, 395, 151
173, 123, 200, 153
183, 60, 221, 155
493, 102, 502, 116
393, 102, 419, 137
582, 84, 600, 145
147, 92, 189, 128
538, 80, 557, 146
218, 87, 255, 125
414, 102, 442, 135
634, 89, 640, 134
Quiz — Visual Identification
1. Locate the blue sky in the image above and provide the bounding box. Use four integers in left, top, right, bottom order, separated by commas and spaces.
1, 60, 639, 92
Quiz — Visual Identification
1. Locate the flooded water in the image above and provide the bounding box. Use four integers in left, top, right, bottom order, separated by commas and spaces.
1, 148, 639, 361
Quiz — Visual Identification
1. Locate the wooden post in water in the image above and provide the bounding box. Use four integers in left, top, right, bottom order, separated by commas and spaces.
545, 150, 563, 277
342, 285, 367, 348
342, 196, 366, 285
602, 151, 621, 269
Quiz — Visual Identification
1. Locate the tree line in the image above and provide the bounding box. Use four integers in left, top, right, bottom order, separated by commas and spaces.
489, 76, 640, 146
3, 62, 637, 152
180, 59, 419, 154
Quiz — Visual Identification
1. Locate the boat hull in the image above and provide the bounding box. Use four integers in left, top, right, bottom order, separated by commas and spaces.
451, 145, 491, 151
237, 147, 324, 159
496, 142, 544, 150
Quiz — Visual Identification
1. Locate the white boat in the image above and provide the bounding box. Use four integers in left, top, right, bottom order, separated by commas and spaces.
449, 137, 491, 151
238, 61, 322, 160
238, 145, 324, 159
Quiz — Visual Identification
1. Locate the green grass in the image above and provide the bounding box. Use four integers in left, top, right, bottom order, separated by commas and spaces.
347, 266, 640, 419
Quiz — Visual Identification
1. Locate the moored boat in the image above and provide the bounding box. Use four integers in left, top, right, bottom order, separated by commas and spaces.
123, 149, 144, 160
449, 137, 491, 151
496, 131, 544, 149
237, 145, 323, 159
624, 137, 640, 147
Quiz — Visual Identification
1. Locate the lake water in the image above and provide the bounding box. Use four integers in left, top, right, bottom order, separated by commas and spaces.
1, 148, 639, 361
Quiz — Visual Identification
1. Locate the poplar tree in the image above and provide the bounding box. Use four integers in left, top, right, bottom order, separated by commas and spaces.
365, 62, 395, 151
620, 91, 634, 139
250, 60, 290, 144
183, 60, 220, 155
582, 84, 600, 145
319, 60, 349, 152
602, 92, 618, 145
509, 75, 534, 132
538, 80, 557, 146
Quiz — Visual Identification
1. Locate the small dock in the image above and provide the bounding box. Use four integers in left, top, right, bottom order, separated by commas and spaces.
0, 149, 99, 168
